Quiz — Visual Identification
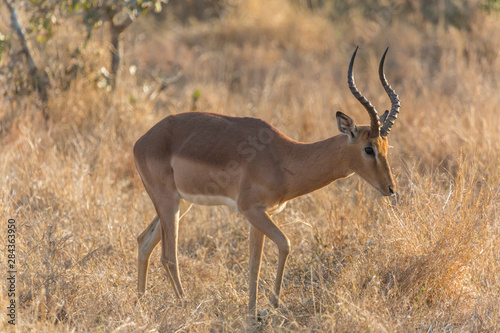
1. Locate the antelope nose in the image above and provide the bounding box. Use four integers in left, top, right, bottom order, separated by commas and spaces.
389, 187, 399, 206
389, 186, 395, 196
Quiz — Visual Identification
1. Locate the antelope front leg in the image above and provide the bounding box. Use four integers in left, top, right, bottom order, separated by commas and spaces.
248, 226, 265, 318
156, 191, 184, 299
243, 208, 290, 311
137, 215, 162, 294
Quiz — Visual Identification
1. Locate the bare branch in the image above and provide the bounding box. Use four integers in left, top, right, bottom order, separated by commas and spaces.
3, 0, 37, 75
107, 9, 142, 90
3, 0, 50, 119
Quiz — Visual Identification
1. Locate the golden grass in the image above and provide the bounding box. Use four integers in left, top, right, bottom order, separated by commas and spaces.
1, 0, 499, 331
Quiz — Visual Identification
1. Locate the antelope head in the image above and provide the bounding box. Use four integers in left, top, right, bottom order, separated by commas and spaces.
336, 47, 401, 196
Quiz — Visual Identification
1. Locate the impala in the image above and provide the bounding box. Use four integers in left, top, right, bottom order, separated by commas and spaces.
133, 47, 400, 318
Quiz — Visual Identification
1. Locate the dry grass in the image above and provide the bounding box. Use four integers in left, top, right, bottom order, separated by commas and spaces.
1, 0, 499, 331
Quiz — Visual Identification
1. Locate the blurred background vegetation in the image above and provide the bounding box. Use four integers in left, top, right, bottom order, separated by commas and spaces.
2, 0, 500, 103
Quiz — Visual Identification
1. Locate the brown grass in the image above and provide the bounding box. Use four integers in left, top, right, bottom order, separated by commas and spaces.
1, 0, 499, 331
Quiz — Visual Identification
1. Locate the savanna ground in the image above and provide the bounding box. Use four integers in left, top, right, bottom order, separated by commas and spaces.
1, 0, 499, 331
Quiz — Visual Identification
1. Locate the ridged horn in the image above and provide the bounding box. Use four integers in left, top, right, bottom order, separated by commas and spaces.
348, 46, 380, 138
379, 47, 401, 137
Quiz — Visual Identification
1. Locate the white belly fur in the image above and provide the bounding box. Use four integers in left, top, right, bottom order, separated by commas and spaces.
269, 202, 287, 215
177, 190, 288, 215
178, 190, 238, 210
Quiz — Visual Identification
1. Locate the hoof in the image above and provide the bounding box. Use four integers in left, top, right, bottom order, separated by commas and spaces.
257, 309, 268, 322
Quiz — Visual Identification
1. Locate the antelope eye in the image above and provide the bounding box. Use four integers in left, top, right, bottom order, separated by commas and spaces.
364, 147, 375, 156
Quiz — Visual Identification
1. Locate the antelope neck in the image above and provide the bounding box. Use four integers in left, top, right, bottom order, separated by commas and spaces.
282, 134, 353, 201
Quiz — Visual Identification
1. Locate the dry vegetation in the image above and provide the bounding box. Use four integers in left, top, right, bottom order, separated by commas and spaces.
1, 0, 499, 331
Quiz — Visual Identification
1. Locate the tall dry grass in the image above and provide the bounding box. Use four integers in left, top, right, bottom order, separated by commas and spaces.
1, 0, 499, 331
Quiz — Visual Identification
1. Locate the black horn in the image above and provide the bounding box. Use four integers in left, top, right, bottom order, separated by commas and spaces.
379, 47, 401, 137
347, 46, 381, 138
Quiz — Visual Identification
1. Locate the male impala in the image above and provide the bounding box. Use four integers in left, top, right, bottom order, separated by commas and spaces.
134, 47, 400, 318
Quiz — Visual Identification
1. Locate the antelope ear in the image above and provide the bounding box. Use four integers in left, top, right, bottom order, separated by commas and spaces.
336, 111, 357, 139
380, 110, 389, 124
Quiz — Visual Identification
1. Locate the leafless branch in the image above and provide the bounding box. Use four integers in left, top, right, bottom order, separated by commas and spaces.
3, 0, 50, 118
